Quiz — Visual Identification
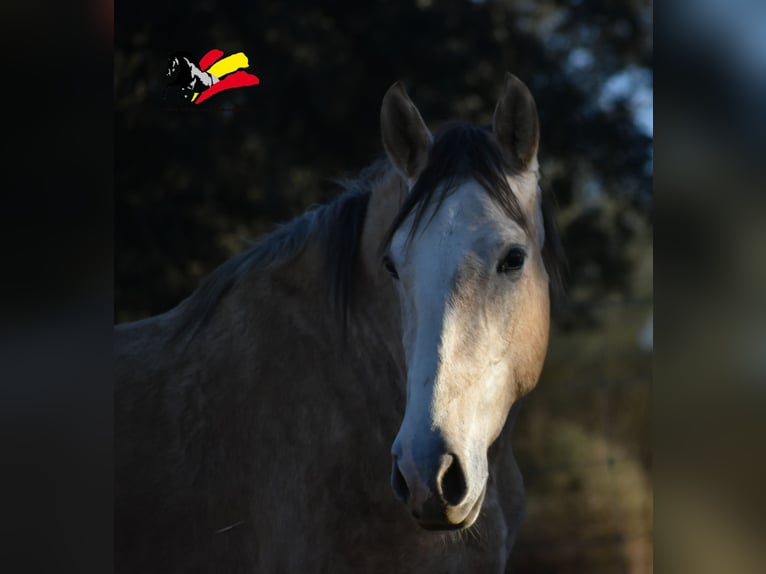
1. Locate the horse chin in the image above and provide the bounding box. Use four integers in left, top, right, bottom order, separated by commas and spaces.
417, 483, 487, 532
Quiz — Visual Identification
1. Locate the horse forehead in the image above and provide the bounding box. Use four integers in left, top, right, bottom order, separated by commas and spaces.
436, 181, 496, 228
393, 180, 521, 264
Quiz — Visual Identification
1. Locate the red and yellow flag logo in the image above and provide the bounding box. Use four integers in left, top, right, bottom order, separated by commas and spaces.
166, 49, 260, 105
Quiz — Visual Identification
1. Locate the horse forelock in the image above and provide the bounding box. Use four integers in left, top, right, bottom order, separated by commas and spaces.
382, 123, 526, 248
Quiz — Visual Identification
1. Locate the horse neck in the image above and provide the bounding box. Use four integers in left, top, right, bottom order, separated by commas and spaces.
178, 167, 408, 380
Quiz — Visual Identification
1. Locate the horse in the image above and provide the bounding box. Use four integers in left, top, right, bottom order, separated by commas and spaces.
165, 52, 219, 102
115, 73, 563, 573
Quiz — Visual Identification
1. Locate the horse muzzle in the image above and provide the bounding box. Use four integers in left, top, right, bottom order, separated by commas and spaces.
390, 439, 487, 530
415, 482, 487, 530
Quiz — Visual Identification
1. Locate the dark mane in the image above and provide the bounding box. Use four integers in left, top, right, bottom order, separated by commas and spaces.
381, 122, 564, 298
173, 160, 387, 343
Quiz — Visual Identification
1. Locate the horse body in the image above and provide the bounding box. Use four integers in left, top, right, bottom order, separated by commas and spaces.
116, 74, 557, 572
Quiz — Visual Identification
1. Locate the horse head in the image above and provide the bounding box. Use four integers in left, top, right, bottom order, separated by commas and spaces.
380, 74, 551, 530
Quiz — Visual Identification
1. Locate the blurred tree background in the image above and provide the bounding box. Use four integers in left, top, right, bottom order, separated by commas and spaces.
116, 0, 652, 571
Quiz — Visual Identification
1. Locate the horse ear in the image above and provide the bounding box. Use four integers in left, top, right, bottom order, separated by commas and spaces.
381, 81, 432, 184
493, 73, 540, 171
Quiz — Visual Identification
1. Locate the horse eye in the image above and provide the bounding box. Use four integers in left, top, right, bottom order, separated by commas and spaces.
382, 256, 399, 279
497, 248, 526, 273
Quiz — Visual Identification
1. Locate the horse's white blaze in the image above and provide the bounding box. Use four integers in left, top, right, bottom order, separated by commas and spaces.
390, 175, 545, 521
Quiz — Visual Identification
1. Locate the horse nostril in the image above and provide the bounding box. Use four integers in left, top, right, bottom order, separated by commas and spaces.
437, 454, 468, 507
391, 457, 409, 503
